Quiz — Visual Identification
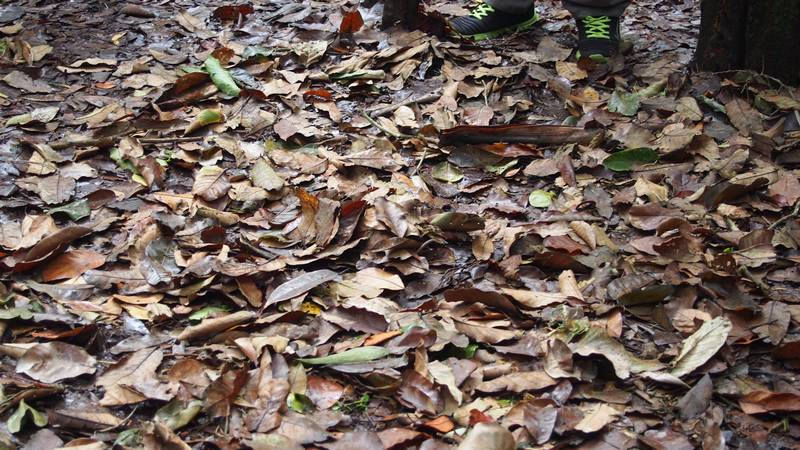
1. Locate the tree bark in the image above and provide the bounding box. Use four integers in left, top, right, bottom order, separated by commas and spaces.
382, 0, 420, 29
744, 0, 800, 85
695, 0, 800, 85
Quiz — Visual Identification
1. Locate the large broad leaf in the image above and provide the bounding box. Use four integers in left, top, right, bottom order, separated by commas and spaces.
192, 165, 230, 201
203, 55, 240, 96
16, 342, 97, 383
671, 317, 732, 377
571, 327, 663, 379
250, 158, 284, 191
297, 346, 390, 366
603, 147, 659, 172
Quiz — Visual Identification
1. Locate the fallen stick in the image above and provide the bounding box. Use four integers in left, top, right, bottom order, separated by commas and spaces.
367, 90, 442, 118
177, 310, 255, 341
439, 125, 603, 146
49, 135, 204, 150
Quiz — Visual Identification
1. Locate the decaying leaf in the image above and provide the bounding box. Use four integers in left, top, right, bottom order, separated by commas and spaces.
670, 317, 732, 377
16, 342, 97, 383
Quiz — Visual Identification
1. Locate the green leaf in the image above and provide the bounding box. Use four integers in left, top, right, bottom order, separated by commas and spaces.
431, 161, 463, 183
486, 158, 518, 175
155, 399, 203, 430
184, 108, 224, 136
638, 79, 667, 98
0, 307, 34, 320
110, 147, 138, 173
203, 55, 241, 96
188, 305, 230, 322
602, 147, 659, 172
287, 392, 314, 413
698, 95, 727, 114
114, 428, 142, 446
178, 65, 203, 74
8, 399, 47, 434
5, 106, 59, 126
297, 346, 390, 366
528, 190, 555, 208
608, 89, 641, 116
48, 199, 91, 221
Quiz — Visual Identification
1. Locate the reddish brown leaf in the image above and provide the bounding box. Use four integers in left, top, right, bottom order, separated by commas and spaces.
212, 4, 255, 22
205, 369, 247, 418
739, 390, 800, 414
41, 249, 106, 282
339, 9, 364, 33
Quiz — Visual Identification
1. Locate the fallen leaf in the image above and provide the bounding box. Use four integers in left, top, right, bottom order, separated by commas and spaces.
670, 317, 732, 377
41, 249, 106, 282
16, 342, 97, 383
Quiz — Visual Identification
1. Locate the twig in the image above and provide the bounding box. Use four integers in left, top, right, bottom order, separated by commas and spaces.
737, 265, 771, 297
0, 386, 64, 415
768, 201, 800, 230
536, 214, 604, 223
361, 112, 415, 139
139, 136, 205, 144
99, 405, 139, 432
412, 147, 427, 176
50, 136, 116, 150
49, 135, 204, 150
367, 90, 442, 118
439, 125, 603, 146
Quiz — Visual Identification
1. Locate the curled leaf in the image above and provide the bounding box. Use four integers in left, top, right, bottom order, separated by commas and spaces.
184, 108, 224, 135
297, 346, 390, 366
203, 55, 241, 96
603, 147, 659, 172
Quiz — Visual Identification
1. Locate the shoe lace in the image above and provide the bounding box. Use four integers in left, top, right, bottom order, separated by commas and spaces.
470, 2, 495, 20
582, 16, 611, 39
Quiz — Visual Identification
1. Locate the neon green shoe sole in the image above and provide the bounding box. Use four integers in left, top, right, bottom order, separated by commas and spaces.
575, 51, 609, 63
450, 13, 540, 41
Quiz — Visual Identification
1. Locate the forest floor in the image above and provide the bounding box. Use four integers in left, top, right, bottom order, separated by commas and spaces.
1, 0, 800, 449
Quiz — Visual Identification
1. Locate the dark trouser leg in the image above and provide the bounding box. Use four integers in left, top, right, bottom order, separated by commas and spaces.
486, 0, 534, 15
562, 0, 630, 17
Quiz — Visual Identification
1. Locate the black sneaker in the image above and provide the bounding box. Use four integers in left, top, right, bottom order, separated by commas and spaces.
575, 15, 621, 63
449, 2, 540, 41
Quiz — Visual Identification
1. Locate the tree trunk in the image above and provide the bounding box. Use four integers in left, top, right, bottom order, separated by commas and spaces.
382, 0, 420, 29
695, 0, 800, 85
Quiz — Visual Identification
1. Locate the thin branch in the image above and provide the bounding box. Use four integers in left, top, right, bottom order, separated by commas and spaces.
361, 112, 415, 139
367, 90, 442, 118
769, 201, 800, 230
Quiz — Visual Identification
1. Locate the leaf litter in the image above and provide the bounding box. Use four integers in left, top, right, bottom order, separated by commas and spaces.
0, 0, 799, 448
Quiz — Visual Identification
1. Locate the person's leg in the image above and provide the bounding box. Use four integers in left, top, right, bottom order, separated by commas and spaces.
449, 0, 539, 41
562, 0, 629, 18
486, 0, 534, 15
562, 0, 630, 62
